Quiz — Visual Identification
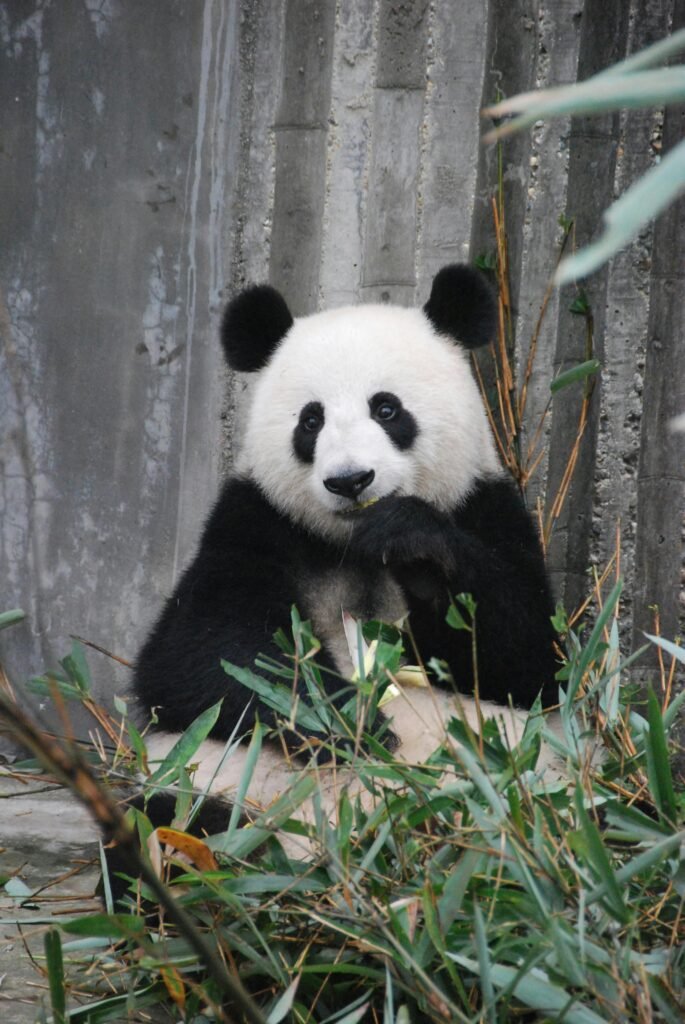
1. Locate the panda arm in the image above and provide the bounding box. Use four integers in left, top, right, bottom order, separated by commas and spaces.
348, 478, 557, 708
133, 479, 345, 747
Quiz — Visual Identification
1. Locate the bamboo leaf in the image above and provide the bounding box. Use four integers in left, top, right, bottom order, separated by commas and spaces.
573, 786, 630, 924
645, 687, 677, 822
65, 984, 166, 1023
61, 641, 91, 692
645, 632, 685, 665
486, 67, 685, 124
448, 955, 607, 1024
598, 26, 685, 78
663, 688, 685, 731
225, 720, 264, 838
586, 830, 685, 907
267, 976, 300, 1024
61, 913, 146, 939
473, 902, 496, 1022
222, 660, 327, 733
44, 929, 66, 1024
557, 138, 685, 282
565, 579, 622, 708
438, 848, 483, 930
0, 608, 25, 631
550, 359, 601, 394
147, 700, 223, 787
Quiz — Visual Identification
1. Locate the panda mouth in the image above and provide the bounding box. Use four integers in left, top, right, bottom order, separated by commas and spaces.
336, 496, 381, 515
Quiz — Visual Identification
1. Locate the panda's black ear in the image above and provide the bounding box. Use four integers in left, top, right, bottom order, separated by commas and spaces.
220, 284, 294, 372
423, 264, 497, 349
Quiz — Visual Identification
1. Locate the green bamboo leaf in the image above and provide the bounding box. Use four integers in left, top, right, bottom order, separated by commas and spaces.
565, 579, 622, 707
61, 913, 145, 939
147, 700, 223, 787
645, 632, 685, 665
65, 984, 166, 1023
604, 800, 671, 841
451, 743, 507, 821
329, 996, 371, 1024
222, 660, 326, 733
489, 66, 685, 121
98, 841, 114, 915
586, 829, 685, 908
597, 26, 685, 79
44, 929, 66, 1024
473, 902, 496, 1023
267, 976, 300, 1024
550, 359, 601, 394
557, 137, 685, 282
438, 848, 483, 930
383, 964, 394, 1024
225, 721, 264, 839
182, 871, 327, 895
0, 608, 25, 631
547, 919, 587, 988
213, 773, 319, 858
645, 687, 677, 822
573, 785, 630, 923
61, 641, 91, 693
663, 688, 685, 731
448, 955, 606, 1024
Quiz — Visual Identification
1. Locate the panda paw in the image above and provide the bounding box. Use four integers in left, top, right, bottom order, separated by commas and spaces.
349, 496, 456, 575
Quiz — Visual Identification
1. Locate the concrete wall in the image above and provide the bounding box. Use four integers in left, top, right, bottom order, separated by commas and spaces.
1, 0, 240, 713
1, 0, 683, 721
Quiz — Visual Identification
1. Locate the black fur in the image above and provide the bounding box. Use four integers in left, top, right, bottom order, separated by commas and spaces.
347, 481, 557, 707
221, 284, 294, 372
134, 476, 557, 750
135, 478, 369, 754
369, 392, 418, 450
423, 264, 497, 349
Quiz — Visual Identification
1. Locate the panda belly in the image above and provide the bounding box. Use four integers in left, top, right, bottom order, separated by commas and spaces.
300, 564, 407, 677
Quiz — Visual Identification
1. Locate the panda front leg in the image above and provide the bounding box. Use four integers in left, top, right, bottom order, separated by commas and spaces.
347, 490, 557, 709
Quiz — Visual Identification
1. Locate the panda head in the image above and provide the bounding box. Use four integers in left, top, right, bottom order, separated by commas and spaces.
223, 265, 501, 539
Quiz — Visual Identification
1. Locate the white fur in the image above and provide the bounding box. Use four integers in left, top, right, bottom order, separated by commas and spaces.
145, 691, 564, 859
236, 304, 500, 540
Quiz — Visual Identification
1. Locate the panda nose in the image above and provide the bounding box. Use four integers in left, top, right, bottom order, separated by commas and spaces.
324, 469, 375, 499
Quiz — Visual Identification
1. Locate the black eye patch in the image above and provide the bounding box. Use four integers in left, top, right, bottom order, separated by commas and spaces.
369, 392, 418, 450
293, 401, 324, 464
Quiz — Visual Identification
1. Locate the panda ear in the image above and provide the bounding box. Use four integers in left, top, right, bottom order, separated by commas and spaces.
220, 284, 294, 372
423, 264, 497, 349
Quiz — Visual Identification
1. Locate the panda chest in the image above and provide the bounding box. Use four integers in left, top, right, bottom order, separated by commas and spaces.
299, 566, 407, 678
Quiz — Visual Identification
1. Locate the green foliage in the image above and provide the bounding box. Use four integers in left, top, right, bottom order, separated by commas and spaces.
8, 601, 681, 1023
0, 608, 25, 631
485, 28, 685, 282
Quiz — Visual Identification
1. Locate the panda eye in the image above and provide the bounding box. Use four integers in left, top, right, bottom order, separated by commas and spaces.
298, 402, 324, 433
370, 392, 401, 423
376, 402, 396, 421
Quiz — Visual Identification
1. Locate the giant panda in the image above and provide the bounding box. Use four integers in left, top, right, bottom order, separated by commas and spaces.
130, 264, 560, 858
